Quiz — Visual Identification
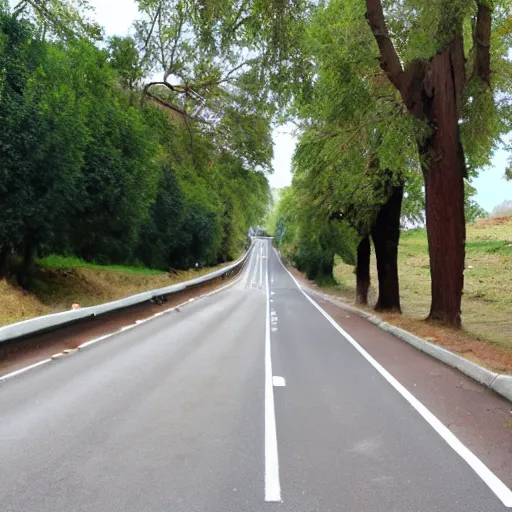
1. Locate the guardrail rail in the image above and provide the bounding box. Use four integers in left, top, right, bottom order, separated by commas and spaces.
0, 243, 254, 345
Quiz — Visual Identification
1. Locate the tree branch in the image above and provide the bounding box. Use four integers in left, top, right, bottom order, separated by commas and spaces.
157, 4, 168, 75
365, 0, 404, 91
144, 81, 181, 94
140, 2, 162, 67
165, 8, 185, 82
192, 59, 256, 90
472, 1, 492, 86
12, 0, 27, 17
145, 89, 211, 125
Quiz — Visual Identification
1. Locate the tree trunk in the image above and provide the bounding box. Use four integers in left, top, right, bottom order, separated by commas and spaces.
355, 236, 370, 305
0, 246, 11, 279
365, 1, 468, 327
17, 241, 35, 288
372, 184, 403, 313
419, 39, 467, 327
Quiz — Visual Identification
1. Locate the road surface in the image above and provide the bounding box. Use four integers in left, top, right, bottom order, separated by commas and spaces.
0, 238, 511, 511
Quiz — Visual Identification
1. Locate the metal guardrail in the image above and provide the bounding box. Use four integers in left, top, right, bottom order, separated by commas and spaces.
0, 243, 254, 344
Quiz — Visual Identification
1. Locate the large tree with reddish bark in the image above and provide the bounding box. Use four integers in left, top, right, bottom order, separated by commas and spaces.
364, 0, 511, 326
281, 2, 421, 312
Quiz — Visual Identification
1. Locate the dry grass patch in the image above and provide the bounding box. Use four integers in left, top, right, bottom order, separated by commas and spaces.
0, 257, 235, 328
323, 217, 512, 373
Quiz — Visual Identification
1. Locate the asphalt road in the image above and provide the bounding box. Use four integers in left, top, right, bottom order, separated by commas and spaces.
0, 238, 510, 511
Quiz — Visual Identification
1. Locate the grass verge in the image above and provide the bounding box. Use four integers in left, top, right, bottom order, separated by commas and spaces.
0, 256, 235, 328
318, 216, 512, 374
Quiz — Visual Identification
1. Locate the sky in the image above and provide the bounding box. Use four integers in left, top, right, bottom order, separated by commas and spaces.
86, 1, 511, 210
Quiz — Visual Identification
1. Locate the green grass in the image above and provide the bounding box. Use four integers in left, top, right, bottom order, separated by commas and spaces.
326, 216, 512, 372
465, 240, 512, 254
36, 255, 167, 276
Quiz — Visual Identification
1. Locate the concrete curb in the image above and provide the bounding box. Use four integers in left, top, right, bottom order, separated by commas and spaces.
304, 287, 512, 404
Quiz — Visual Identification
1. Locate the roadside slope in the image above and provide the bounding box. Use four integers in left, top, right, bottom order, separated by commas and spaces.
304, 216, 512, 373
0, 257, 233, 328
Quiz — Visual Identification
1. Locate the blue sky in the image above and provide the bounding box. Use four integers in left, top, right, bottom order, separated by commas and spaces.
471, 147, 511, 212
90, 0, 510, 211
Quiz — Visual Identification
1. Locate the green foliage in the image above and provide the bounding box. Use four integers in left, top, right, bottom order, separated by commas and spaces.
464, 182, 488, 223
0, 13, 89, 264
36, 254, 166, 275
0, 10, 271, 284
270, 185, 357, 284
107, 36, 144, 91
10, 0, 102, 40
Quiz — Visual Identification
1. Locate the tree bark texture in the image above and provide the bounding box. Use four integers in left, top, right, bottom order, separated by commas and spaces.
366, 0, 472, 326
355, 236, 371, 305
418, 39, 466, 326
473, 2, 492, 85
371, 184, 403, 313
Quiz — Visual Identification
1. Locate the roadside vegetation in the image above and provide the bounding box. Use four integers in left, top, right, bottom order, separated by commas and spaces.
323, 216, 512, 372
0, 256, 233, 327
269, 0, 511, 331
0, 2, 275, 292
1, 0, 511, 354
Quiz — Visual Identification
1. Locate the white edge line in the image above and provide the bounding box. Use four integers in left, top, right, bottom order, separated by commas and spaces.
0, 269, 247, 384
274, 248, 512, 508
265, 242, 281, 502
259, 244, 263, 289
0, 358, 52, 383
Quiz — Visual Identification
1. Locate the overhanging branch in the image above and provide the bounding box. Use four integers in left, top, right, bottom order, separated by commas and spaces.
472, 1, 492, 86
365, 0, 404, 91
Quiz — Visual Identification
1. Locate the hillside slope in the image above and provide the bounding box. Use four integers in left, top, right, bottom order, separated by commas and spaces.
0, 257, 231, 328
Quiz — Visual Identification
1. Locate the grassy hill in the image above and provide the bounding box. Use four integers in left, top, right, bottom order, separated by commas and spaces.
0, 256, 231, 328
328, 216, 512, 373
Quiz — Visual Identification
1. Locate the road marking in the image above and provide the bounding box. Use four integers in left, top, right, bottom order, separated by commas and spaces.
0, 359, 52, 383
274, 248, 512, 508
0, 264, 248, 383
273, 376, 286, 387
259, 245, 263, 289
265, 242, 281, 502
79, 331, 124, 348
250, 245, 260, 288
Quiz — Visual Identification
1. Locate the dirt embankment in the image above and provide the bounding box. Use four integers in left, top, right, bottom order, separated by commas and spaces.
0, 260, 232, 328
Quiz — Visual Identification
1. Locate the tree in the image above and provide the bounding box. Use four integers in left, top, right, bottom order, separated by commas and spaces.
0, 12, 89, 283
0, 1, 277, 283
107, 36, 144, 93
365, 0, 512, 325
371, 179, 403, 312
355, 236, 371, 305
11, 0, 101, 40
